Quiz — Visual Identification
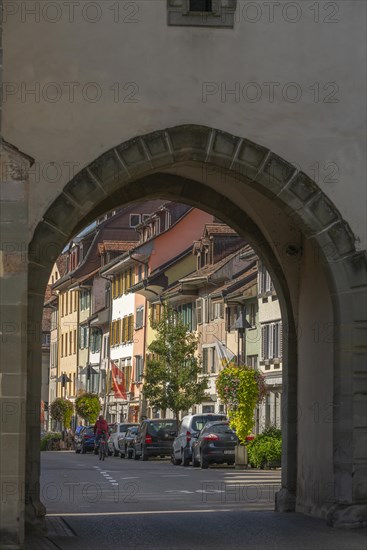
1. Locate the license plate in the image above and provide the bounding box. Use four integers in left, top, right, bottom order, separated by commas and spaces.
224, 450, 233, 454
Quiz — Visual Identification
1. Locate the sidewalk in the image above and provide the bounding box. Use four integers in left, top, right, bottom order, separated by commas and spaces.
26, 511, 367, 550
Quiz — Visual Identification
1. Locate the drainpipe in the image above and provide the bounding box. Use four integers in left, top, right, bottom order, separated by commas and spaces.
100, 272, 113, 419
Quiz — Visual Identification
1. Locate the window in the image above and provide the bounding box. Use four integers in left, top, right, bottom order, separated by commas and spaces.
135, 306, 144, 329
79, 325, 89, 349
261, 322, 282, 361
259, 264, 275, 295
211, 300, 224, 320
167, 0, 237, 28
248, 303, 256, 327
80, 290, 90, 311
73, 329, 77, 354
190, 0, 212, 12
90, 329, 102, 353
202, 346, 216, 374
69, 332, 72, 355
130, 214, 141, 227
176, 302, 196, 332
202, 405, 215, 413
135, 355, 144, 382
247, 355, 258, 369
151, 303, 163, 324
103, 335, 109, 359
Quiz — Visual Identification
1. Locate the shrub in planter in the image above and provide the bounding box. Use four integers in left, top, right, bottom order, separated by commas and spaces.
49, 398, 74, 428
247, 427, 282, 469
75, 392, 101, 424
40, 432, 62, 451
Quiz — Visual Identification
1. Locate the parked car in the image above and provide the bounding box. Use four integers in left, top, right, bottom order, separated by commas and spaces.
74, 426, 95, 454
172, 413, 227, 466
131, 419, 178, 461
192, 421, 238, 469
108, 423, 139, 456
118, 426, 139, 458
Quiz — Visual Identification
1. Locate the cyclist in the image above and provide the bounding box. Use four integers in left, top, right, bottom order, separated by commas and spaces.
94, 415, 109, 452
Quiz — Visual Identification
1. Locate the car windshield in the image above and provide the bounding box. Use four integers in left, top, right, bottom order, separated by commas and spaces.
120, 424, 137, 432
210, 424, 236, 434
147, 421, 177, 434
192, 415, 227, 432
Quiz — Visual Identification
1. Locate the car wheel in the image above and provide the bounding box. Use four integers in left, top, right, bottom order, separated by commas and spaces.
171, 453, 182, 466
75, 449, 81, 454
200, 452, 209, 469
141, 447, 148, 461
227, 461, 235, 466
192, 454, 200, 467
181, 450, 190, 467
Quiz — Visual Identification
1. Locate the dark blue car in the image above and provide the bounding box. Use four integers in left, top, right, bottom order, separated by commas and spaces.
75, 426, 95, 454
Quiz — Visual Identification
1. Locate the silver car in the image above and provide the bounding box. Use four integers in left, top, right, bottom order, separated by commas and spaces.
172, 413, 227, 466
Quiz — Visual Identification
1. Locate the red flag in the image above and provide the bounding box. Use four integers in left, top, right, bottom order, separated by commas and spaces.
40, 400, 45, 424
111, 362, 127, 399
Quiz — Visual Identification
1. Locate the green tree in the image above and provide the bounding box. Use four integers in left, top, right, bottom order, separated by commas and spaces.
49, 398, 73, 428
143, 304, 208, 424
75, 392, 101, 424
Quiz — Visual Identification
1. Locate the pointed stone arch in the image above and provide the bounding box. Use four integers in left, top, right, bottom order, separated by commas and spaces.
25, 125, 367, 531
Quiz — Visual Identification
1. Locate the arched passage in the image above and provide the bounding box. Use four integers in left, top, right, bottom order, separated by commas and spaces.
25, 125, 366, 533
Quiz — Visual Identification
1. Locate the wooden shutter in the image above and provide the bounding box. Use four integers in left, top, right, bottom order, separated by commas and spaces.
202, 348, 208, 373
278, 322, 283, 359
196, 299, 202, 325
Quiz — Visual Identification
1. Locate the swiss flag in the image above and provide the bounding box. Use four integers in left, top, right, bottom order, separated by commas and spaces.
111, 362, 127, 399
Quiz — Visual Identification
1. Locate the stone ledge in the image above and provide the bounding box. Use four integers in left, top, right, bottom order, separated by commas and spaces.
326, 504, 367, 529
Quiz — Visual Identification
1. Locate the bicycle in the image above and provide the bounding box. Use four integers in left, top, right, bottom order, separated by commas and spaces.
98, 433, 108, 461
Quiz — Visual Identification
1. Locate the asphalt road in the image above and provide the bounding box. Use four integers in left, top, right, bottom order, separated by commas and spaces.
25, 451, 367, 550
41, 450, 281, 515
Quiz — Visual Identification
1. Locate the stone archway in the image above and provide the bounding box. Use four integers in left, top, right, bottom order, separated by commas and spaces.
12, 124, 366, 541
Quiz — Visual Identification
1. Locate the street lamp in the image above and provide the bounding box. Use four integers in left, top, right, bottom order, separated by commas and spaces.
231, 307, 251, 365
56, 373, 72, 398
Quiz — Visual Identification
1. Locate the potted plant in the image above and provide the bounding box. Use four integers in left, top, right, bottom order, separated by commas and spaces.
216, 362, 266, 468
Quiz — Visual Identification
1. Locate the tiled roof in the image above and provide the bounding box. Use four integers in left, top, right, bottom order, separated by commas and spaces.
98, 241, 136, 254
204, 224, 237, 235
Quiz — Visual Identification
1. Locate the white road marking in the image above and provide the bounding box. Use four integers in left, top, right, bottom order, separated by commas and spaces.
121, 476, 140, 480
160, 475, 189, 477
47, 509, 233, 517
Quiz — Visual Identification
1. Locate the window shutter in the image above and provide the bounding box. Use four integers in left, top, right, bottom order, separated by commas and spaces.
196, 299, 202, 325
219, 301, 224, 319
279, 322, 283, 359
210, 298, 214, 321
264, 325, 268, 359
204, 298, 209, 323
202, 348, 208, 373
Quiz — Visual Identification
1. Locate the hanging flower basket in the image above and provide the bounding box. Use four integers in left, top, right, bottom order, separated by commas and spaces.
216, 362, 266, 444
